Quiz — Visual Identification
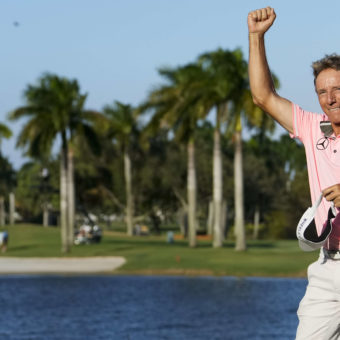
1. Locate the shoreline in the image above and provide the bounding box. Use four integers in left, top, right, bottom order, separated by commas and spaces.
114, 269, 308, 279
0, 256, 126, 275
0, 256, 308, 278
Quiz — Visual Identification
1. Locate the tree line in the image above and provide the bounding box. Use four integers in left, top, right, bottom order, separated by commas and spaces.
0, 47, 310, 252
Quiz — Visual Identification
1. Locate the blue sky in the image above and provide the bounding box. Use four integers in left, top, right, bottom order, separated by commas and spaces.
0, 0, 338, 169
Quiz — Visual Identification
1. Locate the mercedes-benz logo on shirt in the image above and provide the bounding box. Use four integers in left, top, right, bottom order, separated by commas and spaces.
316, 137, 329, 150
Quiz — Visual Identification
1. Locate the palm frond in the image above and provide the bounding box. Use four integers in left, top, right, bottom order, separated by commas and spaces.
0, 123, 12, 139
11, 72, 100, 160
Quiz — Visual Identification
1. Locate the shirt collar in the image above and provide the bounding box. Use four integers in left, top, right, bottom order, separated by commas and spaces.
320, 121, 334, 138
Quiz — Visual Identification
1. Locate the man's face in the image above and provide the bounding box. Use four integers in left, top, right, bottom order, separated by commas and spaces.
316, 68, 340, 125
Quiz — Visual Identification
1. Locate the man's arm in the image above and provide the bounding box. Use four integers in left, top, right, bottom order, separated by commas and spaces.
248, 7, 293, 134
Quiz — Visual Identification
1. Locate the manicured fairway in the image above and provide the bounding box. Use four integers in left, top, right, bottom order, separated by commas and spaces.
1, 224, 318, 277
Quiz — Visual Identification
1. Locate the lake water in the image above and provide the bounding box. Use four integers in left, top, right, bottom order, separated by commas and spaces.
0, 275, 307, 340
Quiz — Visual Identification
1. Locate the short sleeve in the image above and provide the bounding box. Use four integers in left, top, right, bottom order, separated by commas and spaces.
290, 103, 319, 144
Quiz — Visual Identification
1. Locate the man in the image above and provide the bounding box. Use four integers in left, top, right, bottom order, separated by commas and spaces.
248, 6, 340, 340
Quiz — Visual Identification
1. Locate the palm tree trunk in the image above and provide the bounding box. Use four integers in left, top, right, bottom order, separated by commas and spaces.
177, 207, 187, 236
173, 189, 188, 236
207, 201, 214, 235
41, 168, 49, 227
43, 203, 49, 227
60, 147, 70, 253
213, 127, 223, 248
124, 150, 134, 236
0, 196, 5, 226
67, 147, 75, 246
187, 139, 197, 247
253, 204, 260, 239
234, 120, 246, 251
221, 200, 227, 238
9, 192, 15, 225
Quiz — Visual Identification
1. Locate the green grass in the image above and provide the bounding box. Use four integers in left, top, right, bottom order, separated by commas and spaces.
0, 224, 319, 277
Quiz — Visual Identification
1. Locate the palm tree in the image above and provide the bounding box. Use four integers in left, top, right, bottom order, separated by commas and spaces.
103, 101, 139, 236
0, 123, 12, 225
192, 48, 248, 248
140, 64, 207, 247
186, 48, 278, 251
143, 49, 249, 248
143, 48, 275, 250
10, 73, 101, 252
226, 75, 279, 250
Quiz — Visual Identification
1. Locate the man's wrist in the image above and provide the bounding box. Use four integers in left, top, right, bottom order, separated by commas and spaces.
248, 32, 265, 38
248, 32, 265, 43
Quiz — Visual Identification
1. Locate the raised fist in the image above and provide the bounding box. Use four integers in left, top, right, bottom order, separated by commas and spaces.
248, 7, 276, 35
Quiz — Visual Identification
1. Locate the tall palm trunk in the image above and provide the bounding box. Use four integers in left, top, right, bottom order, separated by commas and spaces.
213, 109, 223, 248
207, 201, 214, 235
43, 203, 49, 227
124, 149, 134, 236
67, 147, 75, 246
9, 192, 15, 225
253, 204, 260, 239
0, 196, 5, 226
187, 139, 197, 247
60, 142, 70, 253
234, 117, 246, 251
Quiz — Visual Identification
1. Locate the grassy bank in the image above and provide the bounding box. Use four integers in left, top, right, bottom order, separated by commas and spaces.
0, 224, 319, 277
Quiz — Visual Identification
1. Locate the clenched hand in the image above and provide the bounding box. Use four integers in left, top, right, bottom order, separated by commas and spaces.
248, 7, 276, 35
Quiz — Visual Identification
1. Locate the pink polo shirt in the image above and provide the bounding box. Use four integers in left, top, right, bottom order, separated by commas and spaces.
291, 103, 340, 250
